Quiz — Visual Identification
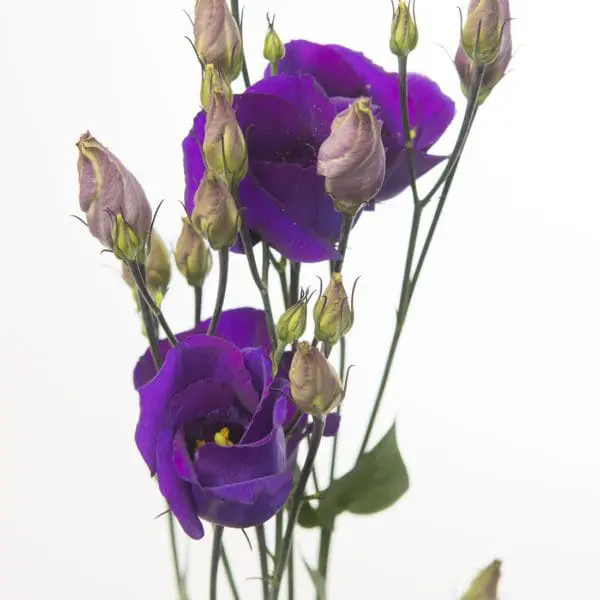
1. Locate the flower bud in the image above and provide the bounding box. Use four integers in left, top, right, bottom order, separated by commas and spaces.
112, 213, 145, 262
461, 560, 501, 600
194, 0, 243, 82
313, 273, 353, 346
76, 132, 152, 252
192, 170, 240, 250
317, 97, 386, 215
263, 16, 285, 74
277, 293, 308, 345
200, 64, 233, 112
289, 342, 343, 417
461, 0, 504, 66
455, 0, 511, 104
145, 232, 171, 303
390, 1, 418, 57
175, 217, 213, 287
203, 88, 248, 186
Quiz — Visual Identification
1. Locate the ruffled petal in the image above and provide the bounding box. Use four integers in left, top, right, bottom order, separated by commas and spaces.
134, 308, 271, 390
241, 347, 273, 402
192, 470, 293, 528
182, 111, 207, 214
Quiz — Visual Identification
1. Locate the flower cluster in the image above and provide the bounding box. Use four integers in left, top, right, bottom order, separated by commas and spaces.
74, 0, 513, 596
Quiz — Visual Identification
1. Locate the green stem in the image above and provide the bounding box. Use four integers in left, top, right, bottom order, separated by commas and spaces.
270, 251, 290, 309
290, 262, 301, 305
287, 538, 295, 600
194, 286, 203, 324
207, 250, 229, 335
398, 55, 420, 205
239, 226, 277, 348
269, 418, 326, 600
275, 510, 283, 560
230, 0, 251, 89
221, 544, 241, 600
133, 265, 186, 600
333, 214, 353, 273
210, 525, 224, 600
256, 525, 270, 600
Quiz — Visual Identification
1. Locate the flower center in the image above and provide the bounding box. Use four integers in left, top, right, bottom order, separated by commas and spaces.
195, 426, 235, 451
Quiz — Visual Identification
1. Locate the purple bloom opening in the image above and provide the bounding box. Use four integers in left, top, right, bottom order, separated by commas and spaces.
134, 308, 339, 538
183, 40, 455, 263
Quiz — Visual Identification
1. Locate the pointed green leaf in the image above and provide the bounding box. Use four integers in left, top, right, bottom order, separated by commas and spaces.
302, 557, 327, 600
461, 560, 502, 600
317, 423, 409, 522
298, 501, 320, 528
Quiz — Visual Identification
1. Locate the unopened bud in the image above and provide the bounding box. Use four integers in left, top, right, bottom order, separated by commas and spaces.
317, 97, 385, 215
461, 560, 501, 600
203, 88, 248, 186
76, 132, 152, 251
175, 217, 213, 287
289, 342, 343, 417
390, 1, 418, 57
194, 0, 243, 82
277, 293, 308, 345
313, 273, 353, 346
455, 0, 511, 104
112, 213, 145, 262
145, 233, 171, 304
263, 16, 285, 75
192, 170, 240, 250
201, 64, 233, 111
461, 0, 504, 66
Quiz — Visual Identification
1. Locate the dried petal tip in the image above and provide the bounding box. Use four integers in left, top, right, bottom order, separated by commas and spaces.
456, 0, 512, 104
263, 15, 285, 74
276, 291, 308, 345
390, 1, 418, 57
289, 342, 343, 417
203, 88, 248, 186
313, 273, 353, 346
175, 217, 213, 287
194, 0, 243, 82
76, 132, 152, 252
201, 64, 233, 111
192, 170, 240, 250
461, 559, 502, 600
461, 0, 505, 66
317, 97, 386, 216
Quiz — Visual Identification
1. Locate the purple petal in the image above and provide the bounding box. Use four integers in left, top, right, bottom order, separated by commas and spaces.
133, 308, 271, 390
182, 111, 206, 214
192, 470, 293, 528
238, 169, 339, 263
172, 428, 199, 483
241, 347, 273, 402
194, 428, 286, 487
324, 412, 341, 437
242, 385, 292, 445
156, 429, 205, 539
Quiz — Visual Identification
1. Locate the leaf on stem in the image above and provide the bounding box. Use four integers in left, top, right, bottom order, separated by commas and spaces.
302, 557, 327, 600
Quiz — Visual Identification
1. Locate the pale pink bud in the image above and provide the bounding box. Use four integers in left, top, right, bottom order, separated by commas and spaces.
76, 132, 152, 250
194, 0, 243, 82
317, 97, 386, 215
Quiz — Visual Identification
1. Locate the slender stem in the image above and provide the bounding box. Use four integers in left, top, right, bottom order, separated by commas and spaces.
230, 0, 251, 89
421, 66, 486, 206
255, 525, 270, 600
130, 262, 178, 347
221, 544, 241, 600
398, 55, 420, 205
328, 337, 345, 485
210, 525, 224, 600
194, 286, 203, 324
287, 538, 295, 600
275, 510, 283, 561
262, 242, 270, 291
333, 214, 353, 273
270, 252, 290, 309
269, 418, 326, 600
356, 66, 485, 458
239, 226, 277, 348
207, 249, 229, 335
290, 262, 301, 305
134, 265, 186, 600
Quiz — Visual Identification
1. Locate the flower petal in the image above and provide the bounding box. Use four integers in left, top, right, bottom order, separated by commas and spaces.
192, 470, 293, 528
241, 347, 273, 403
182, 111, 206, 214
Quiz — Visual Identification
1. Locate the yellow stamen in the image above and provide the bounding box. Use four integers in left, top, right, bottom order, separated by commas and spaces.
214, 427, 233, 447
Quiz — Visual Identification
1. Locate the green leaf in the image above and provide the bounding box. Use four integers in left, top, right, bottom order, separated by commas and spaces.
302, 557, 327, 600
298, 501, 320, 528
316, 423, 409, 525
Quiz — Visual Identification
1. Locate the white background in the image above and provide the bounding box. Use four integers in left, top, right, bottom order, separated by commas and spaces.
1, 0, 599, 598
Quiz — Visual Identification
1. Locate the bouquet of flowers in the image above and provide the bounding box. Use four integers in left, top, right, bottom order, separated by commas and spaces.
74, 0, 512, 597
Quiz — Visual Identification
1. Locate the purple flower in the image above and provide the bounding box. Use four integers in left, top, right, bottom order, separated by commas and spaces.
134, 308, 339, 538
183, 40, 455, 263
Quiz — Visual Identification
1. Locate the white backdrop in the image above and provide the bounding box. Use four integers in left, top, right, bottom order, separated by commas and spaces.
1, 0, 599, 598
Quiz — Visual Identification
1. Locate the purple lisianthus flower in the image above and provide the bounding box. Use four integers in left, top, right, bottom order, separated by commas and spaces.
183, 40, 455, 263
134, 308, 339, 538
